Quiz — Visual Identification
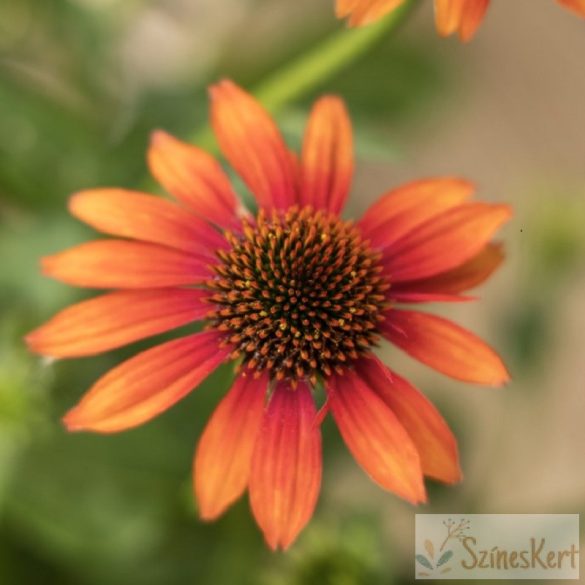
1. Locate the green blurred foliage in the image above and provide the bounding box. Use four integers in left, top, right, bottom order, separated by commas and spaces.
501, 190, 585, 376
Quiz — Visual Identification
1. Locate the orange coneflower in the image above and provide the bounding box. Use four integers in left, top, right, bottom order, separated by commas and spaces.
338, 0, 585, 41
27, 80, 511, 550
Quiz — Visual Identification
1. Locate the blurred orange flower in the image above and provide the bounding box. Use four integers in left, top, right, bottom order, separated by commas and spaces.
338, 0, 585, 41
27, 81, 511, 550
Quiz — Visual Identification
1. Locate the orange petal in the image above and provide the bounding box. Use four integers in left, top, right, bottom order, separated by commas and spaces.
344, 0, 407, 27
249, 381, 321, 550
326, 370, 426, 504
381, 309, 510, 385
63, 330, 229, 433
210, 80, 297, 210
194, 372, 268, 520
69, 189, 227, 256
382, 202, 512, 282
336, 0, 360, 18
300, 96, 353, 215
42, 240, 210, 289
354, 356, 461, 484
434, 0, 490, 42
25, 288, 209, 358
557, 0, 585, 17
148, 130, 240, 229
392, 243, 504, 298
358, 178, 474, 247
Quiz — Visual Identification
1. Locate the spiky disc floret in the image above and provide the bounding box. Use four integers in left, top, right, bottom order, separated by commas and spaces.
206, 206, 390, 384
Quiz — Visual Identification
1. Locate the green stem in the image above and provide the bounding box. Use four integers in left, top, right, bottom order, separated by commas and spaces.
193, 0, 418, 150
256, 0, 417, 110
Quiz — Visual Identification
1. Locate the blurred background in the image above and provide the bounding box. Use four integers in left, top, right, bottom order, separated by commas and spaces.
1, 0, 584, 583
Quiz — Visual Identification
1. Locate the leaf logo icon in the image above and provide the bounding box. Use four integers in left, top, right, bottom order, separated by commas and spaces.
416, 555, 434, 571
437, 550, 453, 567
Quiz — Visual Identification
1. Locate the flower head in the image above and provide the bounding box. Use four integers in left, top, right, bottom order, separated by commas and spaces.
27, 80, 511, 550
209, 206, 389, 384
338, 0, 585, 41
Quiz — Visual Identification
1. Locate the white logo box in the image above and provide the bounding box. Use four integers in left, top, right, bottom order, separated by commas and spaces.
415, 514, 579, 580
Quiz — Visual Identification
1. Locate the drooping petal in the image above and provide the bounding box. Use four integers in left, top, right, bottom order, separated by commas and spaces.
249, 381, 321, 550
210, 80, 297, 210
434, 0, 490, 42
381, 309, 510, 386
63, 330, 229, 433
358, 178, 474, 247
148, 130, 241, 229
354, 356, 461, 484
326, 370, 426, 504
341, 0, 407, 26
391, 243, 504, 298
300, 96, 353, 215
557, 0, 585, 17
195, 372, 268, 520
381, 202, 512, 282
42, 240, 210, 289
26, 289, 210, 358
69, 189, 227, 255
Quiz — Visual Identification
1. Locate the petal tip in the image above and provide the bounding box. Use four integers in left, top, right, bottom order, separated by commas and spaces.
409, 485, 428, 506
67, 189, 97, 218
261, 531, 295, 552
208, 79, 236, 100
494, 368, 512, 387
40, 255, 57, 276
197, 505, 222, 523
264, 536, 280, 552
208, 86, 219, 100
315, 94, 345, 109
195, 487, 233, 523
454, 468, 464, 484
40, 252, 69, 282
487, 357, 512, 387
149, 129, 170, 147
23, 330, 38, 350
277, 537, 295, 552
496, 203, 514, 221
459, 30, 476, 43
62, 410, 85, 432
437, 463, 464, 486
23, 330, 52, 357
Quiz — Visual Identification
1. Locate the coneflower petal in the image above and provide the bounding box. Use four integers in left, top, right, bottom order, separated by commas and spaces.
557, 0, 585, 17
42, 240, 211, 289
381, 309, 510, 386
434, 0, 490, 42
354, 356, 462, 484
249, 381, 322, 550
210, 80, 298, 210
69, 189, 228, 256
62, 330, 229, 433
327, 370, 426, 504
391, 243, 504, 298
358, 177, 474, 247
195, 372, 268, 521
381, 202, 512, 282
336, 0, 360, 18
300, 96, 353, 215
148, 130, 241, 229
345, 0, 407, 27
25, 289, 210, 358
